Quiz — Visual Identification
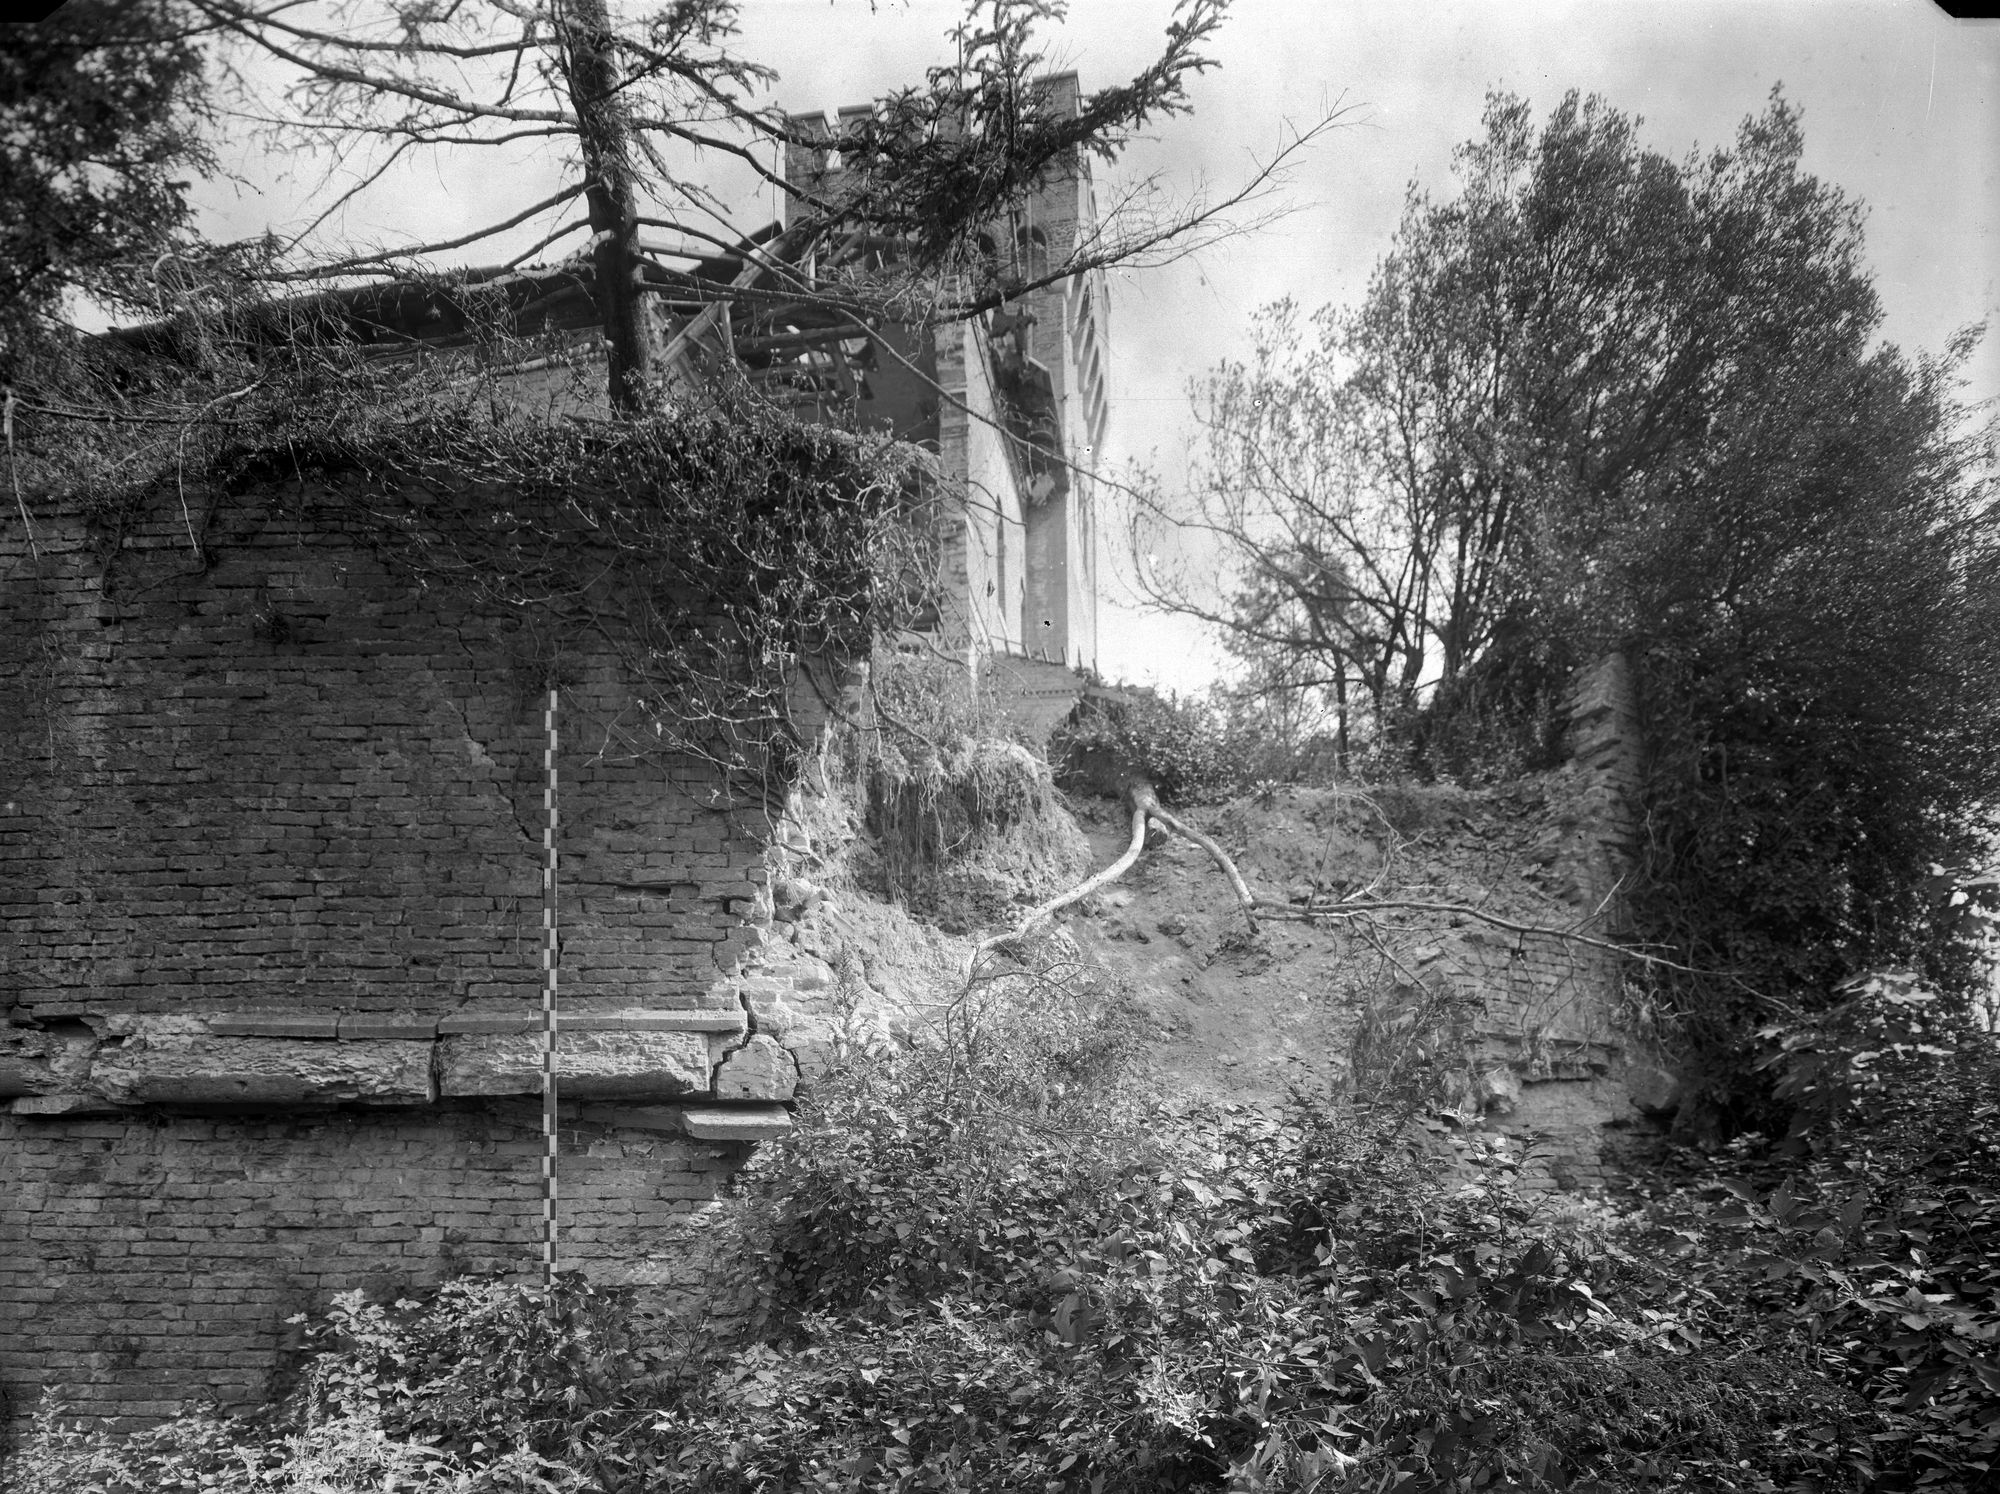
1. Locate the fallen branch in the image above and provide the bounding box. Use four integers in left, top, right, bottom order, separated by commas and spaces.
973, 778, 1710, 983
1255, 893, 1705, 974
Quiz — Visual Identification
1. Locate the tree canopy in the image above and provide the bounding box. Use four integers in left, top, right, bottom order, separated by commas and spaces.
0, 0, 221, 379
166, 0, 1297, 414
1151, 89, 2000, 1085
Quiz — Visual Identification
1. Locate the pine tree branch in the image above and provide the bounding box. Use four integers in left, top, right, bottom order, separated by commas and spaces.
271, 184, 587, 279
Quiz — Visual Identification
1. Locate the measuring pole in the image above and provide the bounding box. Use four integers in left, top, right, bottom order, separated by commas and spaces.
540, 686, 561, 1286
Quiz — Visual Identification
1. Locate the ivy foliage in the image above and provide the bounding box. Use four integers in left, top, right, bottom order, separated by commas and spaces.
1053, 686, 1247, 804
1635, 972, 2000, 1490
23, 375, 942, 789
856, 699, 1088, 932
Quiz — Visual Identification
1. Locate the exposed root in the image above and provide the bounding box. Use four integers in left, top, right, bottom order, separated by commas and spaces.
971, 777, 1268, 972
1140, 791, 1259, 933
972, 791, 1149, 971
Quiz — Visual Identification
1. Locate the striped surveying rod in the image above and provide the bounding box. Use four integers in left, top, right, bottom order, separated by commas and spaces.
540, 686, 561, 1287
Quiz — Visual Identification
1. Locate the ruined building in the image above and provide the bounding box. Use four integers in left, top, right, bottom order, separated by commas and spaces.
0, 71, 1648, 1435
0, 74, 1110, 1431
782, 74, 1111, 671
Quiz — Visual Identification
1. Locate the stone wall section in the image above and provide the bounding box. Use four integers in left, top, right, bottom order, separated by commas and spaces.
1015, 72, 1101, 670
0, 497, 1658, 1432
978, 653, 1087, 748
1559, 653, 1643, 918
1453, 653, 1648, 1188
932, 323, 1027, 658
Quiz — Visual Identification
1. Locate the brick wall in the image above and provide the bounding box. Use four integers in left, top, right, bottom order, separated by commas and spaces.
0, 457, 1654, 1424
0, 1103, 741, 1426
1, 482, 768, 1024
1477, 652, 1648, 1189
0, 473, 812, 1431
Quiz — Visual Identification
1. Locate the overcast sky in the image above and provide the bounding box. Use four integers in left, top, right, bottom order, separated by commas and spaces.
192, 0, 2000, 691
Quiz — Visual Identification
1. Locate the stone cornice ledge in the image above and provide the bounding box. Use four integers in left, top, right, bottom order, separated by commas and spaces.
3, 1006, 797, 1118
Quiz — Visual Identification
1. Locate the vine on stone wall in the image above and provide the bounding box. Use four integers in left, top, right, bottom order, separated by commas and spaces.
26, 384, 946, 798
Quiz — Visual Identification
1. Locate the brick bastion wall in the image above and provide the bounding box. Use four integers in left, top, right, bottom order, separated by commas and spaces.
0, 475, 843, 1427
0, 458, 1654, 1428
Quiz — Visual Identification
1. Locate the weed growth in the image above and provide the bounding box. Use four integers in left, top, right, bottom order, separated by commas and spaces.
843, 650, 1089, 930
1055, 687, 1245, 804
13, 969, 1994, 1493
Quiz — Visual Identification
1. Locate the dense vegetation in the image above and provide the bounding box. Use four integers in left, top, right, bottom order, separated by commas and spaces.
0, 0, 224, 381
13, 951, 1995, 1493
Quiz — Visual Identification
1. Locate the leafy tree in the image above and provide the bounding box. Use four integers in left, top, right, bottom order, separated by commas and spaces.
1137, 299, 1422, 748
179, 0, 1308, 416
0, 0, 221, 378
1154, 89, 2000, 1092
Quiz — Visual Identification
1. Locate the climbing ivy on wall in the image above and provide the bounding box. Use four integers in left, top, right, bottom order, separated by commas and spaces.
26, 380, 945, 795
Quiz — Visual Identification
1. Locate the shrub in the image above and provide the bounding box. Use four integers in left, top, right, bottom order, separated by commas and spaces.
5, 1277, 660, 1494
1055, 687, 1244, 803
18, 965, 1986, 1493
695, 1039, 1902, 1493
836, 648, 1091, 931
739, 955, 1151, 1329
1719, 973, 1999, 1486
862, 647, 1022, 753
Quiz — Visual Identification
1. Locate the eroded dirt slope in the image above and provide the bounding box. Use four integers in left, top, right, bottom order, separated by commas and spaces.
773, 765, 1620, 1130
1056, 779, 1608, 1108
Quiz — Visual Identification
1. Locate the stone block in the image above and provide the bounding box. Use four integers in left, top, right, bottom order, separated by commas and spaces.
11, 1093, 136, 1117
564, 1009, 747, 1034
438, 1030, 710, 1100
337, 1015, 440, 1041
714, 1035, 797, 1102
1475, 1064, 1522, 1115
208, 1015, 342, 1039
1624, 1063, 1684, 1117
737, 978, 802, 1037
783, 953, 838, 992
0, 1027, 91, 1097
0, 1055, 60, 1099
576, 1104, 686, 1133
680, 1105, 793, 1142
88, 1037, 435, 1106
736, 987, 847, 1085
1564, 654, 1631, 721
437, 1014, 538, 1036
98, 1014, 211, 1039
